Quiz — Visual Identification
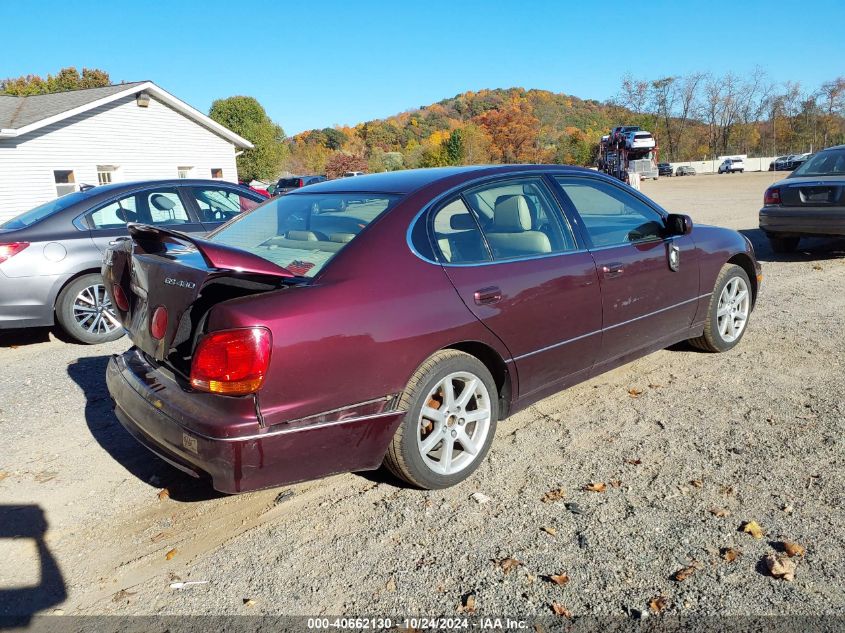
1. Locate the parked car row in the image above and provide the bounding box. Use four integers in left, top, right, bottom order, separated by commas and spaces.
769, 153, 811, 171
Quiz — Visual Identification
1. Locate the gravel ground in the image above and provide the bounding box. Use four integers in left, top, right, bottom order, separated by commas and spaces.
1, 171, 843, 619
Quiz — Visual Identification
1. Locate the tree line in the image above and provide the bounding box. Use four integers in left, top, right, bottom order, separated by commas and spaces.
3, 67, 844, 182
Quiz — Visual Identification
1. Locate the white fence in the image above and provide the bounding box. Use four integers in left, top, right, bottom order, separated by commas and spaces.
668, 156, 776, 174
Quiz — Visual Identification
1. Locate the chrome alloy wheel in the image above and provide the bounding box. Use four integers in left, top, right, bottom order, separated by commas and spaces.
72, 283, 121, 335
716, 276, 750, 343
416, 371, 492, 475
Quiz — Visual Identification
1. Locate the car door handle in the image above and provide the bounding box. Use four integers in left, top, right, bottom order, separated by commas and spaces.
474, 286, 502, 306
109, 237, 130, 246
601, 262, 624, 278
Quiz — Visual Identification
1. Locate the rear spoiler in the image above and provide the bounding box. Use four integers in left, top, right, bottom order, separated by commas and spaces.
127, 223, 295, 278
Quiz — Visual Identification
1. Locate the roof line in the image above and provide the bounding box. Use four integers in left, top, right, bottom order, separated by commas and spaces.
0, 82, 253, 149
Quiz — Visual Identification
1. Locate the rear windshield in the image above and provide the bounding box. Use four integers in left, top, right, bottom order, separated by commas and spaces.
790, 150, 845, 177
277, 178, 301, 188
208, 192, 401, 277
0, 191, 90, 229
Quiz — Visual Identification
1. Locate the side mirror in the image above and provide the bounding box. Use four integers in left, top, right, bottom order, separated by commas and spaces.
666, 213, 693, 236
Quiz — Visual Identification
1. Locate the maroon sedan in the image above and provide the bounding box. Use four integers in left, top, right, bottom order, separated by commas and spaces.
104, 166, 761, 493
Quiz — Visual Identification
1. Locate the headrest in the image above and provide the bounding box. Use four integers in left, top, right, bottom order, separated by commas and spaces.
287, 230, 320, 241
330, 232, 355, 243
115, 207, 135, 222
449, 214, 476, 231
492, 195, 532, 232
150, 194, 175, 211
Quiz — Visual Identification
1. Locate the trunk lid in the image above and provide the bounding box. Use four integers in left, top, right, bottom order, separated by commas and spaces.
779, 176, 845, 207
103, 224, 295, 372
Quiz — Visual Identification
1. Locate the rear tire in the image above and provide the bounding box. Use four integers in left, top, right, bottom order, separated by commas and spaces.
56, 273, 125, 345
689, 264, 752, 353
768, 235, 800, 254
384, 350, 498, 489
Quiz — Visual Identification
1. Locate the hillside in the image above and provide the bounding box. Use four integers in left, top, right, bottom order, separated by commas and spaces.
284, 87, 635, 175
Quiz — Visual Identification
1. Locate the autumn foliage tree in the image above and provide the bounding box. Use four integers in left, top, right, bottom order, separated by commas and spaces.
0, 67, 111, 95
325, 153, 368, 179
474, 98, 541, 163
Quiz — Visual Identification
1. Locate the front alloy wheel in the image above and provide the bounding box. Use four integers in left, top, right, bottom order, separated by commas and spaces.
689, 264, 752, 352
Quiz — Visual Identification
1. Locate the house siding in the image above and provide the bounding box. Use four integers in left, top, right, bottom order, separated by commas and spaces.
0, 94, 239, 221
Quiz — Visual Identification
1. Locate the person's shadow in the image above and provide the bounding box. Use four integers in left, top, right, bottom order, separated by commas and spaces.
0, 505, 66, 627
67, 356, 220, 502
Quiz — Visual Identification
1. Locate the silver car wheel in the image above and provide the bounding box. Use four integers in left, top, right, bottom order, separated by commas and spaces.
716, 276, 750, 343
72, 283, 121, 335
417, 371, 492, 476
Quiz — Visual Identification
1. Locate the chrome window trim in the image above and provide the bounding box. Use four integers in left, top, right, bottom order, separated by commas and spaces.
504, 292, 712, 363
405, 169, 590, 267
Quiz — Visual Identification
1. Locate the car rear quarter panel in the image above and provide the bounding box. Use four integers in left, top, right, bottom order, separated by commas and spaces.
205, 189, 513, 427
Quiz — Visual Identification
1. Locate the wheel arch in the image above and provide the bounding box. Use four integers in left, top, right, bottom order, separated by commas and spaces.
443, 340, 513, 419
53, 267, 104, 312
727, 253, 758, 306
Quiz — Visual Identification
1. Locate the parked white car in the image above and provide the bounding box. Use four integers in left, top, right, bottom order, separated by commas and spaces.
625, 131, 656, 151
718, 158, 745, 174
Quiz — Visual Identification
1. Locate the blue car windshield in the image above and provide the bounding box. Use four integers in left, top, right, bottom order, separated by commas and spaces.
208, 192, 402, 277
0, 191, 91, 229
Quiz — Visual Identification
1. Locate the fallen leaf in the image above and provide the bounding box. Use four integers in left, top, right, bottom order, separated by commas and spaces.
742, 520, 765, 540
624, 458, 642, 465
648, 595, 669, 613
458, 593, 476, 613
165, 548, 178, 560
541, 488, 566, 503
548, 574, 570, 586
0, 471, 8, 482
243, 598, 256, 607
627, 387, 643, 398
582, 482, 606, 493
783, 542, 806, 557
385, 577, 397, 592
710, 508, 731, 518
648, 383, 663, 389
609, 479, 622, 488
720, 485, 736, 496
150, 531, 168, 543
721, 547, 741, 563
498, 558, 522, 574
689, 479, 703, 488
274, 490, 294, 505
541, 526, 557, 537
812, 264, 823, 271
157, 488, 170, 501
471, 492, 491, 504
551, 602, 572, 617
111, 588, 136, 603
765, 554, 797, 581
674, 566, 696, 582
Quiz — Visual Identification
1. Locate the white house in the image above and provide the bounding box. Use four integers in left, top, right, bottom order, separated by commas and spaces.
0, 81, 253, 222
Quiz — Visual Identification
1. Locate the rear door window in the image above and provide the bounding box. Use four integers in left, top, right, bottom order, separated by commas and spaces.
145, 189, 190, 225
192, 187, 262, 224
430, 198, 490, 264
89, 195, 139, 229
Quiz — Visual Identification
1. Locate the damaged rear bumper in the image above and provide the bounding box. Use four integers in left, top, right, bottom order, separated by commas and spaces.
106, 348, 405, 494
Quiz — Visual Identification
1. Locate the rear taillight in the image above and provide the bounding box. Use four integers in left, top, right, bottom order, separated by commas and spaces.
297, 179, 304, 187
112, 284, 130, 311
764, 187, 781, 205
150, 306, 168, 339
0, 242, 29, 264
190, 327, 272, 396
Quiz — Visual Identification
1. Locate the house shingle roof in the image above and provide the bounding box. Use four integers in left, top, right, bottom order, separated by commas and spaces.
0, 82, 147, 129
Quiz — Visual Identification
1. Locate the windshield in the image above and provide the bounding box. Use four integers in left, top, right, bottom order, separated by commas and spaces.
0, 191, 90, 229
208, 192, 401, 277
790, 150, 845, 177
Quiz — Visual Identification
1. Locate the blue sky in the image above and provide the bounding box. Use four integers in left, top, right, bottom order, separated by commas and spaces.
1, 0, 843, 134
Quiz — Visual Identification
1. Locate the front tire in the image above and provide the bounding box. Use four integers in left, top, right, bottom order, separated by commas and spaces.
384, 350, 498, 489
55, 273, 125, 344
689, 264, 752, 353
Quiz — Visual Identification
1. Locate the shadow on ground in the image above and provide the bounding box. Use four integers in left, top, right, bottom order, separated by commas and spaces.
67, 355, 221, 502
0, 504, 66, 626
740, 228, 845, 263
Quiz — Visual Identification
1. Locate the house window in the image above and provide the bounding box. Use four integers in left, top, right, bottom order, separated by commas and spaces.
54, 170, 76, 197
97, 165, 116, 186
177, 166, 193, 179
211, 168, 223, 179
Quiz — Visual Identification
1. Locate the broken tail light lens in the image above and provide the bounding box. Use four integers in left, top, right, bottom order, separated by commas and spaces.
764, 187, 781, 205
0, 242, 29, 264
112, 284, 130, 311
190, 327, 272, 396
